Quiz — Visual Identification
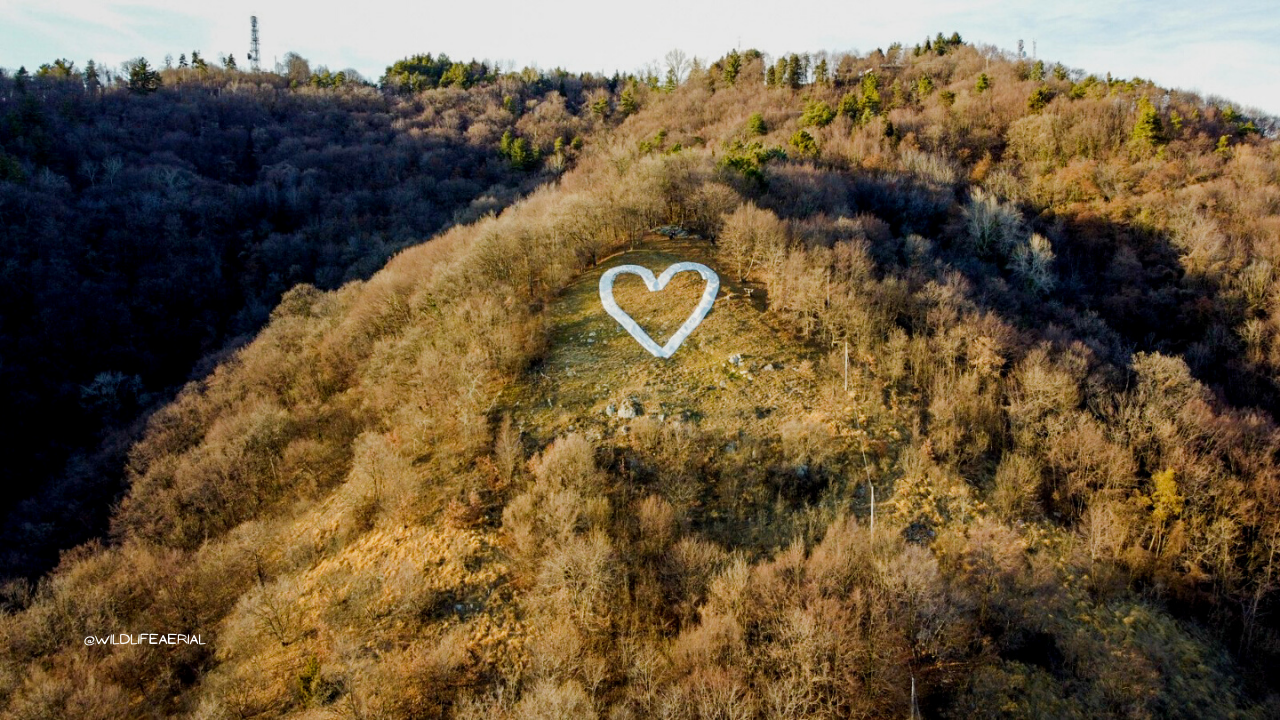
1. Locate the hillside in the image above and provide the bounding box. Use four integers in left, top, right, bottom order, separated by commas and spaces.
3, 37, 1280, 718
0, 60, 605, 578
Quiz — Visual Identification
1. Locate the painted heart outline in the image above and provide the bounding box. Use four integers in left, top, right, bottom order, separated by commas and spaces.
599, 262, 720, 358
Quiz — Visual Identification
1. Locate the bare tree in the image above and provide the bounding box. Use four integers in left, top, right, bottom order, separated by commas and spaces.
665, 49, 690, 85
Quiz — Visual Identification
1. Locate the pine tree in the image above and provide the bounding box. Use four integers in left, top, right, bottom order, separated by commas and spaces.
1130, 97, 1166, 149
789, 129, 817, 155
619, 83, 638, 115
785, 53, 804, 88
723, 49, 741, 86
1029, 60, 1045, 82
801, 100, 835, 127
591, 96, 610, 119
859, 71, 881, 122
85, 60, 100, 95
127, 58, 161, 94
224, 54, 238, 71
1027, 86, 1053, 112
917, 75, 934, 97
747, 112, 767, 136
837, 91, 858, 117
37, 59, 76, 78
178, 53, 188, 69
663, 67, 678, 92
975, 73, 991, 93
813, 58, 829, 85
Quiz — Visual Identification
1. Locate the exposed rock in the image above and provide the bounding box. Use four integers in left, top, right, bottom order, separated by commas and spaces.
729, 353, 744, 366
617, 398, 643, 419
605, 403, 617, 416
761, 363, 777, 372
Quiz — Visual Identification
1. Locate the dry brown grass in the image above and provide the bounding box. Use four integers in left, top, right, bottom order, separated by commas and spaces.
504, 233, 822, 446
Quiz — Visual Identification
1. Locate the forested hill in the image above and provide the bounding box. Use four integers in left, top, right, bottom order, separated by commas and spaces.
3, 37, 1280, 717
0, 57, 610, 578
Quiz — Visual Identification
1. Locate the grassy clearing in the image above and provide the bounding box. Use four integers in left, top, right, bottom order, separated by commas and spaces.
502, 234, 823, 444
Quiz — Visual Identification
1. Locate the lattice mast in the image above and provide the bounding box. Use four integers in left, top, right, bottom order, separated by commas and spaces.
249, 16, 261, 71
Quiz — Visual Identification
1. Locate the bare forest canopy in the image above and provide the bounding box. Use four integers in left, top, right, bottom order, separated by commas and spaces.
0, 55, 607, 578
3, 33, 1280, 718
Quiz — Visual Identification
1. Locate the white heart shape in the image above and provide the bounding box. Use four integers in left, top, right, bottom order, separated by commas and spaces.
599, 262, 720, 359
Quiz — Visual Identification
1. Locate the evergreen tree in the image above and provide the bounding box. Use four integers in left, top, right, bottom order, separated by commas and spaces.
889, 79, 906, 110
773, 57, 789, 86
765, 66, 777, 87
976, 73, 991, 93
789, 129, 817, 155
747, 112, 767, 136
1030, 60, 1045, 82
723, 49, 742, 86
591, 95, 610, 119
1130, 96, 1166, 149
801, 99, 835, 127
85, 60, 100, 94
837, 91, 858, 117
785, 53, 804, 88
127, 58, 161, 94
619, 83, 638, 115
224, 54, 238, 71
917, 75, 934, 97
37, 59, 76, 78
507, 136, 539, 170
813, 58, 829, 85
859, 71, 881, 121
439, 63, 468, 87
178, 53, 188, 69
1027, 86, 1053, 112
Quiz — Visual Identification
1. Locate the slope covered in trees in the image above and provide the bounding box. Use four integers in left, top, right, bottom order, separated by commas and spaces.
0, 58, 612, 578
2, 37, 1280, 717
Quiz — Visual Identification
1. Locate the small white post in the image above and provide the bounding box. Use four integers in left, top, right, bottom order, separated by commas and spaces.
869, 480, 874, 537
910, 675, 917, 718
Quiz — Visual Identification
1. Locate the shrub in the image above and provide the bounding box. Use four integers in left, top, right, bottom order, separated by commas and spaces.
789, 129, 818, 155
801, 99, 836, 128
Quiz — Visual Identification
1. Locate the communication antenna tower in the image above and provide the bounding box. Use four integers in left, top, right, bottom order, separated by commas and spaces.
250, 16, 261, 71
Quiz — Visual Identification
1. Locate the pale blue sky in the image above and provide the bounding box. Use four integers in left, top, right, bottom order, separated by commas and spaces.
2, 0, 1277, 115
